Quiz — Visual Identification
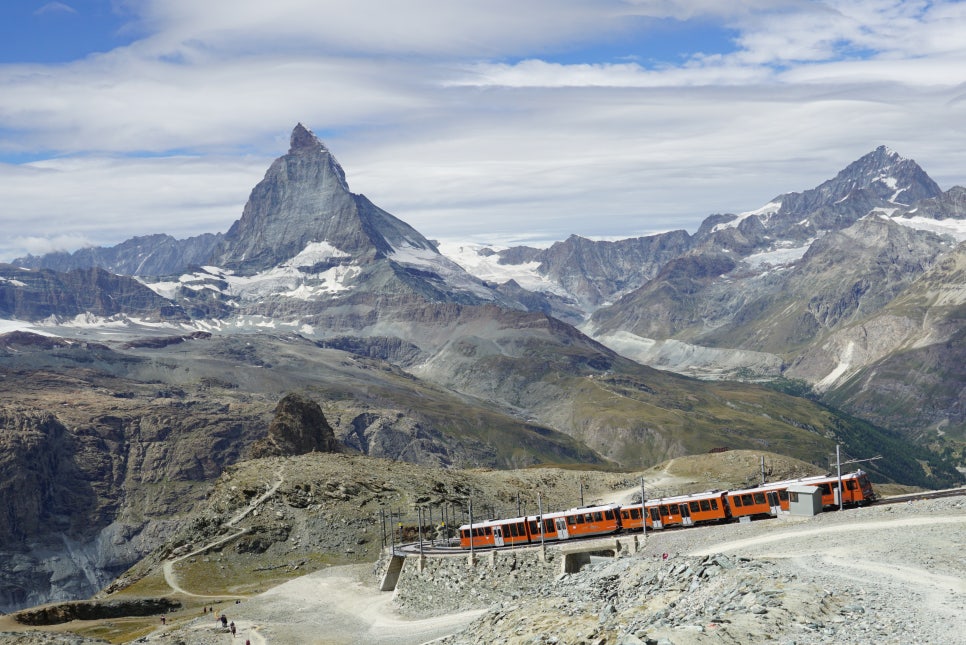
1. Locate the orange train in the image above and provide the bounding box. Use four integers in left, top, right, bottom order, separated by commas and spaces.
458, 470, 876, 549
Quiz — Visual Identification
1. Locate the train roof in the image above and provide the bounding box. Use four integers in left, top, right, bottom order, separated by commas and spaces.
457, 502, 621, 529
634, 490, 726, 506
717, 470, 868, 495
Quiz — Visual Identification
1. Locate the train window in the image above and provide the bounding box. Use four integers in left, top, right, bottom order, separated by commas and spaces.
668, 504, 679, 515
485, 528, 492, 536
700, 500, 711, 511
711, 499, 718, 510
689, 502, 700, 513
544, 519, 554, 533
575, 515, 585, 524
659, 505, 669, 517
593, 512, 603, 522
650, 508, 660, 521
631, 508, 641, 520
741, 494, 754, 506
732, 496, 742, 507
517, 522, 526, 535
819, 484, 832, 494
604, 510, 614, 520
778, 490, 788, 501
753, 493, 766, 505
461, 530, 468, 538
529, 520, 539, 534
846, 480, 857, 490
508, 524, 518, 537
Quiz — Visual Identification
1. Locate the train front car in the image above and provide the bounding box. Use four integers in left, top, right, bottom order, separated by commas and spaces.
841, 470, 877, 505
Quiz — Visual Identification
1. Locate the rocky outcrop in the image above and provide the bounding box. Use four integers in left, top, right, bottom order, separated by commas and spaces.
15, 597, 180, 625
249, 393, 341, 458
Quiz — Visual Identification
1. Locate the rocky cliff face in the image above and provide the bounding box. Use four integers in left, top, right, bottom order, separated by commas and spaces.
0, 264, 185, 321
0, 335, 271, 612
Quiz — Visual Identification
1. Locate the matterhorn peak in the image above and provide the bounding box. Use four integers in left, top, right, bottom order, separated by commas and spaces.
289, 122, 326, 154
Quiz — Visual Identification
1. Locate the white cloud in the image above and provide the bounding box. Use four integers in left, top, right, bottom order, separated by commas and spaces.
34, 2, 77, 16
1, 1, 966, 262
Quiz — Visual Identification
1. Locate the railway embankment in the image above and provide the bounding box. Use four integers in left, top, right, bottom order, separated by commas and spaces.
429, 495, 966, 645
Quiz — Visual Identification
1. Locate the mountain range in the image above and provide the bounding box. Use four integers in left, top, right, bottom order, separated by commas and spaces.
2, 124, 964, 611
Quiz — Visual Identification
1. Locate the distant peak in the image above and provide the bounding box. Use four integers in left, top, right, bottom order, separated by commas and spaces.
289, 123, 326, 154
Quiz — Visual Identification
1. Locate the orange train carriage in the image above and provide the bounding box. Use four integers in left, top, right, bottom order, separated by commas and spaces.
458, 503, 621, 549
620, 490, 731, 530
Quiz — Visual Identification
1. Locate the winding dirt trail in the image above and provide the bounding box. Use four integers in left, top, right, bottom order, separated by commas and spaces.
148, 471, 286, 644
161, 469, 285, 597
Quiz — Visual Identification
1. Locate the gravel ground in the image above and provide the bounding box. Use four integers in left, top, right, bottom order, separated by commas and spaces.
434, 494, 966, 645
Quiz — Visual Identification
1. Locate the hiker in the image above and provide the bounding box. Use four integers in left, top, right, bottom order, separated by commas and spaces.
221, 614, 228, 628
230, 621, 236, 637
160, 614, 166, 625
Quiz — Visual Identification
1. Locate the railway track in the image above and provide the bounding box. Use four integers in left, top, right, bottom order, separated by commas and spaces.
875, 486, 966, 505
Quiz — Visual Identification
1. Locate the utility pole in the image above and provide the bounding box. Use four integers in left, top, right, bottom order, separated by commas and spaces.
389, 508, 395, 555
380, 508, 386, 548
836, 444, 843, 511
468, 497, 474, 560
761, 455, 766, 485
640, 476, 647, 537
537, 492, 545, 554
417, 506, 424, 558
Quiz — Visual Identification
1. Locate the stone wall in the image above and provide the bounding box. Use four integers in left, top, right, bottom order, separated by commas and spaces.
386, 547, 562, 617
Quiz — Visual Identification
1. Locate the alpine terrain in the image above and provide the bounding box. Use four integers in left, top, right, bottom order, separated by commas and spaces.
1, 125, 963, 617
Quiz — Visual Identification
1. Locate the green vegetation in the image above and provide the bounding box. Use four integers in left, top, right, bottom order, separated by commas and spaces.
827, 410, 964, 489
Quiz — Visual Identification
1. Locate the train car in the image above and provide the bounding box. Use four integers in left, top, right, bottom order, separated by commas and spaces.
458, 515, 532, 549
618, 504, 647, 531
642, 491, 730, 529
725, 484, 788, 520
536, 503, 622, 541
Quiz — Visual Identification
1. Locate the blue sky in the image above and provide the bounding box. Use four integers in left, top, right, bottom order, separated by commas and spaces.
0, 1, 137, 64
1, 1, 966, 261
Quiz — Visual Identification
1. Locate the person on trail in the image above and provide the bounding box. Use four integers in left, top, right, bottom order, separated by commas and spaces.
221, 614, 228, 628
230, 621, 236, 637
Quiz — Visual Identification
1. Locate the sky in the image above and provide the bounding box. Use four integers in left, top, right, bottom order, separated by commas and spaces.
2, 0, 966, 262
